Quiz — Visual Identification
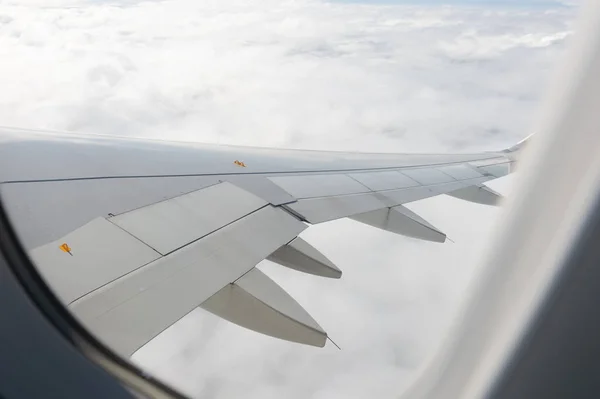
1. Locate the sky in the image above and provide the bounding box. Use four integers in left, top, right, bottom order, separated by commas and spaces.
0, 0, 578, 398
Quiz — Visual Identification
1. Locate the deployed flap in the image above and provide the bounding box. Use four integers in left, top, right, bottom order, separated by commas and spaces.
285, 192, 388, 223
269, 174, 369, 199
348, 170, 419, 191
469, 158, 512, 178
285, 177, 493, 225
200, 268, 327, 347
30, 218, 161, 304
437, 164, 483, 180
350, 205, 446, 243
267, 237, 342, 279
447, 185, 502, 206
226, 175, 297, 205
110, 182, 267, 255
69, 205, 307, 357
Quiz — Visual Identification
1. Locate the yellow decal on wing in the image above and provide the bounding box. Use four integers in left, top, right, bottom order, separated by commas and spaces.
59, 243, 73, 256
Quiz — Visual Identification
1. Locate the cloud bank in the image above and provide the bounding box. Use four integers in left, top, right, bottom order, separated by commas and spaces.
0, 0, 576, 397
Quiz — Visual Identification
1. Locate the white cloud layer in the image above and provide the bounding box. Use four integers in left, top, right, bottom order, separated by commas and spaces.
0, 0, 576, 398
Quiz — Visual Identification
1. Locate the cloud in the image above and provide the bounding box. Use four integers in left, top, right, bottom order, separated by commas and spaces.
0, 0, 574, 152
0, 0, 575, 397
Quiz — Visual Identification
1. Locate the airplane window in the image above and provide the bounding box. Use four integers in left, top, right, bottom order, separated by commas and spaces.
0, 1, 580, 398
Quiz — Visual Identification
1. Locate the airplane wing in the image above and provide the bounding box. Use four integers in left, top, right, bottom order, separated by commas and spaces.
0, 126, 527, 357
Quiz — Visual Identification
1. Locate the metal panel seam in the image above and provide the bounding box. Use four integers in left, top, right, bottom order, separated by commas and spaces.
107, 181, 222, 217
280, 205, 309, 223
345, 173, 379, 193
434, 168, 460, 181
0, 156, 505, 185
67, 253, 162, 307
159, 204, 270, 257
105, 219, 164, 256
289, 176, 488, 201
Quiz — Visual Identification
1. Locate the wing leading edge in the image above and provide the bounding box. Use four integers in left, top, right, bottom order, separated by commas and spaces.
0, 127, 529, 356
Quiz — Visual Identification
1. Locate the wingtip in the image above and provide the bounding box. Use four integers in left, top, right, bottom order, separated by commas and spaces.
504, 132, 535, 154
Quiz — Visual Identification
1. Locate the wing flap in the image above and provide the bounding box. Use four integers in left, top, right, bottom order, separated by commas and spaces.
437, 164, 483, 180
110, 182, 267, 255
225, 175, 297, 205
269, 174, 370, 199
30, 218, 161, 304
468, 158, 513, 178
478, 163, 512, 178
69, 205, 307, 357
401, 168, 456, 185
285, 192, 388, 223
286, 177, 494, 224
347, 170, 419, 191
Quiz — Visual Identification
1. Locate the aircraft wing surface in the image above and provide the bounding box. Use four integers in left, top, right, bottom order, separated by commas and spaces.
0, 126, 526, 356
